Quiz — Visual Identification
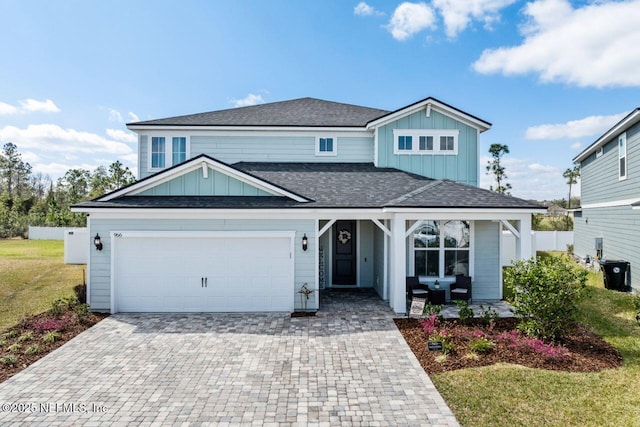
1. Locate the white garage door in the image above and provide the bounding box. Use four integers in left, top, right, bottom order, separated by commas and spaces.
112, 232, 294, 313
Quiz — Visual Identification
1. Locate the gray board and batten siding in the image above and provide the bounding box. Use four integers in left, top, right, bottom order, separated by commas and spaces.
376, 109, 479, 186
574, 121, 640, 290
88, 218, 316, 311
138, 135, 374, 180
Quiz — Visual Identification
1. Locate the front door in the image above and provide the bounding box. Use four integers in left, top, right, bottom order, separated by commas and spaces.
333, 220, 357, 285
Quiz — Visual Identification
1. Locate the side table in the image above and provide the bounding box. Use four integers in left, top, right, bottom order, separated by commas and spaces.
429, 288, 446, 305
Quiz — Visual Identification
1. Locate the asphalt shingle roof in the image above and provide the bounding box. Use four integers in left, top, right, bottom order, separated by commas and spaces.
130, 98, 390, 128
75, 162, 543, 210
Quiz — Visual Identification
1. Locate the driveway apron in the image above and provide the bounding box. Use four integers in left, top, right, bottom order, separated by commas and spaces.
0, 289, 458, 426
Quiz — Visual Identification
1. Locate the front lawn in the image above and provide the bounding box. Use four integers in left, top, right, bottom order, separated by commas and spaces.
0, 239, 84, 330
430, 269, 640, 426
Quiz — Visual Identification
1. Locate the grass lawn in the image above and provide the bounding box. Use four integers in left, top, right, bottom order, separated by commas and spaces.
433, 266, 640, 426
0, 239, 85, 331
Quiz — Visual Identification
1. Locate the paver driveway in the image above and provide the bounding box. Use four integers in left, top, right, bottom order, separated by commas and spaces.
0, 289, 458, 426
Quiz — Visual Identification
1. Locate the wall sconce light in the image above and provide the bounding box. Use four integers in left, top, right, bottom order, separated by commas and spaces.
94, 233, 103, 251
302, 233, 308, 251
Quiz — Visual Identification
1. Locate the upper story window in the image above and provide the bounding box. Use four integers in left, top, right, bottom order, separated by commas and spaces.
393, 129, 459, 155
316, 136, 337, 156
172, 137, 187, 164
596, 147, 603, 158
148, 135, 189, 171
619, 133, 627, 180
151, 137, 166, 169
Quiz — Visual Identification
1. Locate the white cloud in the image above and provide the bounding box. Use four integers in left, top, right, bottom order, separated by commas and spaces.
386, 2, 436, 41
106, 128, 137, 144
432, 0, 516, 38
570, 142, 583, 150
473, 0, 640, 87
108, 108, 124, 122
18, 99, 60, 113
128, 112, 140, 122
0, 99, 60, 114
525, 112, 628, 140
229, 93, 265, 107
354, 2, 384, 16
35, 162, 99, 177
481, 155, 565, 199
0, 124, 134, 156
0, 102, 19, 114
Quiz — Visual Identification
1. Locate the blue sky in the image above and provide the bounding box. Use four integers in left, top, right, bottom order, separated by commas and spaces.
1, 0, 639, 200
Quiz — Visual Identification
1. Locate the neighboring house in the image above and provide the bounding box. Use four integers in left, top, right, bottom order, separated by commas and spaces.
573, 108, 640, 291
73, 97, 544, 314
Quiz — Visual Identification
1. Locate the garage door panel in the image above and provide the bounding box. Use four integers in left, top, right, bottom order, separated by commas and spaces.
114, 235, 293, 312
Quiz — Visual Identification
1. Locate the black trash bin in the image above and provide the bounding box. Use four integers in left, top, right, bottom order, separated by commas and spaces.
600, 260, 630, 291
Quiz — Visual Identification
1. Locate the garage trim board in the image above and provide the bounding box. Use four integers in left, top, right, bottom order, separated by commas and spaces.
109, 230, 296, 314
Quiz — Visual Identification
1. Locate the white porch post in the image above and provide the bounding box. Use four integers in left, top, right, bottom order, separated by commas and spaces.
390, 216, 407, 314
516, 215, 533, 260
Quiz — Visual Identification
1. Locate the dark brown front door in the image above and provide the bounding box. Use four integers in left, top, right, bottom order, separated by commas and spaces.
333, 220, 357, 285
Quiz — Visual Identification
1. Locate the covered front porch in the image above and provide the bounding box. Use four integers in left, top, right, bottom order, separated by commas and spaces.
313, 211, 533, 314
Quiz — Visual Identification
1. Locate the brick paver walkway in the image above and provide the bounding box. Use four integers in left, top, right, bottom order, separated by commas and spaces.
0, 289, 458, 426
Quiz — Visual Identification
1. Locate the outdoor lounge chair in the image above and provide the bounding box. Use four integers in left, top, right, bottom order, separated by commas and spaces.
406, 276, 430, 301
450, 274, 472, 303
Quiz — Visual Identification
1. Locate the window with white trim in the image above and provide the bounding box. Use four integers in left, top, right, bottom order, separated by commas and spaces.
172, 137, 187, 164
596, 147, 603, 158
151, 137, 166, 169
148, 135, 189, 171
393, 129, 459, 155
315, 136, 337, 156
413, 220, 470, 277
619, 133, 627, 180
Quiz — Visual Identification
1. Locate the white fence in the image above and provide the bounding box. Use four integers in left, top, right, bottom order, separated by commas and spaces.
64, 228, 89, 264
502, 231, 574, 266
28, 226, 67, 240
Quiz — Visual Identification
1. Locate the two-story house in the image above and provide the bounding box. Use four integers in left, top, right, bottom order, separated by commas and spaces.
74, 97, 543, 314
573, 108, 640, 291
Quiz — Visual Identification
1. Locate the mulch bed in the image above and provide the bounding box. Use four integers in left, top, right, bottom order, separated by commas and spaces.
395, 317, 623, 374
0, 310, 108, 383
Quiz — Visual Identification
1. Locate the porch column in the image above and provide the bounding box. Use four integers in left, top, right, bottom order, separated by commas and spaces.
390, 216, 407, 314
516, 215, 533, 260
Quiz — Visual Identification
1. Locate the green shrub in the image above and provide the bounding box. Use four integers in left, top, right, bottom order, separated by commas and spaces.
479, 305, 500, 325
42, 331, 60, 343
505, 256, 589, 341
566, 244, 574, 255
17, 331, 33, 342
0, 339, 5, 347
4, 330, 19, 339
632, 289, 640, 311
0, 355, 18, 366
456, 301, 475, 324
50, 296, 79, 316
423, 303, 443, 316
73, 303, 89, 318
25, 344, 42, 355
469, 337, 495, 353
429, 332, 454, 355
7, 343, 21, 352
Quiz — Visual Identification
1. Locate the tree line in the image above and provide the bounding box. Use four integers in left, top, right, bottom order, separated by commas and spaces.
0, 142, 135, 238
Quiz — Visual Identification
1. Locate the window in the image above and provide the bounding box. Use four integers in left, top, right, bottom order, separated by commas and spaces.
393, 129, 459, 155
151, 137, 166, 169
596, 147, 603, 158
414, 220, 470, 277
148, 135, 189, 170
172, 137, 187, 165
398, 135, 413, 151
419, 136, 433, 151
619, 133, 627, 180
316, 136, 337, 156
440, 136, 455, 151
